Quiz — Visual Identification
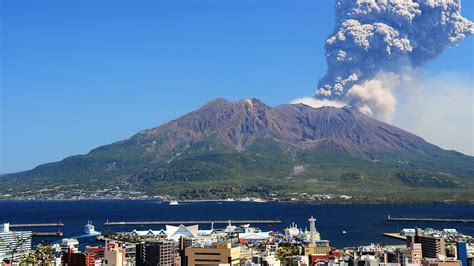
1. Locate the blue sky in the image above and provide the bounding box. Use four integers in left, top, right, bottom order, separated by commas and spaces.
1, 0, 473, 173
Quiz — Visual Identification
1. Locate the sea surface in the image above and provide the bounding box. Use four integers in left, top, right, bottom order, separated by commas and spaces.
0, 201, 473, 249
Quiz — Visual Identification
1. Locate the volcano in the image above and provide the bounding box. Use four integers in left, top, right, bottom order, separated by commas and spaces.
2, 98, 473, 202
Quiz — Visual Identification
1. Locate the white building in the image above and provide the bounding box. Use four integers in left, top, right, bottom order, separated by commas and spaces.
166, 224, 199, 241
60, 238, 79, 253
401, 229, 416, 236
263, 251, 281, 266
294, 255, 309, 266
0, 223, 32, 261
130, 229, 167, 240
239, 232, 270, 243
286, 222, 302, 238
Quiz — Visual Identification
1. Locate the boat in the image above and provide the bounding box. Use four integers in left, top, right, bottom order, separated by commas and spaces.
342, 230, 347, 234
84, 221, 100, 236
224, 220, 237, 233
169, 200, 179, 205
252, 198, 267, 203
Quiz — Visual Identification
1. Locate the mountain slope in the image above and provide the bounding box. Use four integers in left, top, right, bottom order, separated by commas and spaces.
2, 98, 473, 202
117, 98, 429, 154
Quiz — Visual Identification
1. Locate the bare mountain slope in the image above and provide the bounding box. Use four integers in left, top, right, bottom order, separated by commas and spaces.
117, 98, 429, 156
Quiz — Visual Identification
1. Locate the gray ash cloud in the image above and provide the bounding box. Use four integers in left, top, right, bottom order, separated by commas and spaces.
315, 0, 473, 115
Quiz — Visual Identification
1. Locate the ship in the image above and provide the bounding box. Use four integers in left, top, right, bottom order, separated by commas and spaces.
169, 200, 179, 206
84, 221, 100, 236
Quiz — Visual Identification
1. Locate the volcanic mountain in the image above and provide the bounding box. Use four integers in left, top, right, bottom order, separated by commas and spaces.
2, 98, 473, 202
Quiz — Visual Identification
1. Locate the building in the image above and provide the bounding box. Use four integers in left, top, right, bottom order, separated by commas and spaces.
184, 242, 240, 266
103, 242, 125, 266
166, 225, 199, 242
86, 246, 105, 266
400, 248, 412, 265
61, 238, 80, 253
402, 229, 417, 237
131, 229, 168, 241
0, 223, 32, 262
238, 232, 270, 244
456, 242, 467, 266
421, 259, 461, 266
411, 243, 422, 264
51, 243, 63, 266
262, 251, 281, 266
62, 251, 87, 266
286, 222, 302, 238
417, 236, 445, 259
178, 236, 218, 266
305, 216, 321, 243
182, 236, 208, 248
294, 255, 310, 266
400, 243, 423, 266
305, 240, 331, 256
136, 240, 175, 266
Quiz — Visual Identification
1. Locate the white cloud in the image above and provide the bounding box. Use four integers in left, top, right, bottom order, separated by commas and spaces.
393, 72, 474, 155
345, 71, 399, 122
290, 97, 346, 109
292, 71, 473, 156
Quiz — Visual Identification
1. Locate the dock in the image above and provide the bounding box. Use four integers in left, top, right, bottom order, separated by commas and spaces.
32, 232, 64, 237
382, 233, 407, 241
386, 216, 474, 223
9, 223, 64, 228
104, 220, 282, 226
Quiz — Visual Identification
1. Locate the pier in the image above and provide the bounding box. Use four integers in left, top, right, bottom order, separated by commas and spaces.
104, 220, 282, 226
386, 215, 474, 223
382, 233, 407, 241
9, 223, 64, 228
32, 232, 64, 237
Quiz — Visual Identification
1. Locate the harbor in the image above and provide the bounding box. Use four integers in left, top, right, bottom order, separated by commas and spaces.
9, 222, 64, 228
386, 215, 474, 223
2, 201, 474, 266
32, 231, 64, 237
104, 219, 282, 226
7, 222, 65, 238
382, 233, 407, 241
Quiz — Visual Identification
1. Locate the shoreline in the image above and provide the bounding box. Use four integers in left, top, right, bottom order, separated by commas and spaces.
0, 198, 473, 205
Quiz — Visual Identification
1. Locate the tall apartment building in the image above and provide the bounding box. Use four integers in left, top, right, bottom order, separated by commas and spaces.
401, 242, 423, 265
86, 246, 105, 266
417, 236, 445, 259
184, 242, 240, 266
411, 243, 423, 264
136, 240, 175, 266
104, 242, 125, 266
456, 242, 467, 266
0, 223, 32, 262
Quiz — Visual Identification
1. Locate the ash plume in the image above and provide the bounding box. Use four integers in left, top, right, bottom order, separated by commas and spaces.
314, 0, 474, 120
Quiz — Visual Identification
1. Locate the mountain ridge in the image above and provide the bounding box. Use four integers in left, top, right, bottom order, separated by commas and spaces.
113, 98, 435, 154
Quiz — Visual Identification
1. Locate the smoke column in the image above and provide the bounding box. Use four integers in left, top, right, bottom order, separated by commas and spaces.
314, 0, 474, 121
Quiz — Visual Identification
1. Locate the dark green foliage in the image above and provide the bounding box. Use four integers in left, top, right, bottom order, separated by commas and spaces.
396, 170, 465, 188
1, 135, 473, 203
